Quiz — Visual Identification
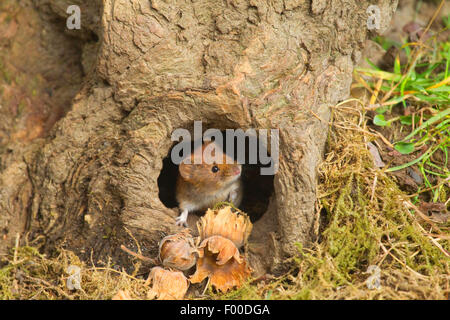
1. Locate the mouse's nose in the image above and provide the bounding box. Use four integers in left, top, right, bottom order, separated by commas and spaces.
233, 166, 241, 176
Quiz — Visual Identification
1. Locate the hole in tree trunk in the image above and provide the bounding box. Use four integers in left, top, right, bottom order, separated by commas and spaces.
157, 128, 275, 223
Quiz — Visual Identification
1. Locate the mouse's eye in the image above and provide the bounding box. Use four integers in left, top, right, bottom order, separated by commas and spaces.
211, 165, 219, 173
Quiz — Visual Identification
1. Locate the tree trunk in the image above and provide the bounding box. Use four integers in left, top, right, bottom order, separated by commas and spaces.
0, 0, 397, 274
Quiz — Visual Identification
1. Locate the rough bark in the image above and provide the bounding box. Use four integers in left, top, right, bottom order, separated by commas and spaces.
0, 0, 398, 274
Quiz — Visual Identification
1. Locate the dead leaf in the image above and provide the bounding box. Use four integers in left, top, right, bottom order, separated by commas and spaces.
367, 142, 385, 168
419, 202, 449, 224
406, 167, 423, 184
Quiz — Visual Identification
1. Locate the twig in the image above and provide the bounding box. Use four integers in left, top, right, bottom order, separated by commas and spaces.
120, 245, 156, 264
24, 275, 74, 300
202, 277, 211, 296
124, 227, 143, 256
368, 127, 395, 149
405, 177, 450, 198
379, 242, 427, 279
402, 200, 441, 232
402, 201, 449, 257
85, 266, 145, 281
370, 174, 378, 202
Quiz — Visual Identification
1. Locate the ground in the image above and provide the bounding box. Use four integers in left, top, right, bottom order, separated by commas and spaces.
0, 0, 448, 299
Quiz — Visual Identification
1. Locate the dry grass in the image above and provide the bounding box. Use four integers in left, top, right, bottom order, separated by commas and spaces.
0, 245, 150, 300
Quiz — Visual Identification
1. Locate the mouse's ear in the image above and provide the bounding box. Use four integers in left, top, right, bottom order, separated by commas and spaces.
179, 151, 195, 180
179, 163, 195, 181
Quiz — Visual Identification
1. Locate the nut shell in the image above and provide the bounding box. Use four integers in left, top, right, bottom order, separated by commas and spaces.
197, 206, 253, 248
145, 267, 189, 300
190, 236, 252, 293
112, 290, 132, 300
158, 229, 198, 271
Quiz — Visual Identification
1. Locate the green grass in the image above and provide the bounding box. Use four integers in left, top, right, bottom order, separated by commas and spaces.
355, 16, 450, 203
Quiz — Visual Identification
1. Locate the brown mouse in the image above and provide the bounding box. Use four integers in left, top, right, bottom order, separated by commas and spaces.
175, 142, 243, 226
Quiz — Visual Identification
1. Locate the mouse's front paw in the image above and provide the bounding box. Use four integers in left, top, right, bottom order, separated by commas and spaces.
175, 210, 189, 227
228, 190, 237, 204
175, 216, 188, 227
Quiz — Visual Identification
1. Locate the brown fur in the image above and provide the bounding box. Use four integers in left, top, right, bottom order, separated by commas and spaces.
176, 142, 243, 212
